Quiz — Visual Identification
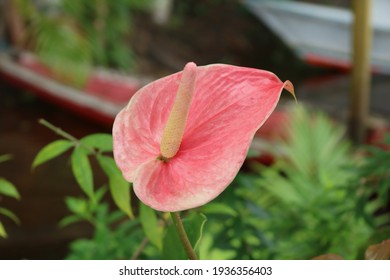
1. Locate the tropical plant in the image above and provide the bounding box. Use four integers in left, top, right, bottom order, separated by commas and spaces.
30, 63, 388, 260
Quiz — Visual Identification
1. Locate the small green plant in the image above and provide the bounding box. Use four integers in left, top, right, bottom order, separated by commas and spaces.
354, 134, 390, 245
62, 191, 146, 260
0, 154, 21, 238
247, 106, 373, 259
32, 119, 133, 220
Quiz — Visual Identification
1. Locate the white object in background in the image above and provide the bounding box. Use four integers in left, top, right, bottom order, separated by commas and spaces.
152, 0, 174, 25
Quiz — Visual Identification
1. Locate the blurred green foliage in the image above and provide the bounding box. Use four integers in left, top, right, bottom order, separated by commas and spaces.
15, 0, 151, 86
200, 106, 388, 260
0, 155, 21, 238
63, 193, 145, 260
354, 134, 390, 246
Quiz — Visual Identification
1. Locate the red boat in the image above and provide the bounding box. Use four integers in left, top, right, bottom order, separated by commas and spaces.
0, 51, 149, 126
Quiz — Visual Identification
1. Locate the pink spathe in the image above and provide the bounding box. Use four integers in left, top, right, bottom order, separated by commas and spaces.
113, 63, 294, 212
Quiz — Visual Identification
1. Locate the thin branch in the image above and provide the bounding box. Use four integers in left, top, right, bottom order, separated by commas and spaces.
131, 237, 149, 260
38, 119, 95, 153
39, 118, 79, 141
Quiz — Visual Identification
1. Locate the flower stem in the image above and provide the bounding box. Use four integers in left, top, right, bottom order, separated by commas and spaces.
170, 212, 198, 260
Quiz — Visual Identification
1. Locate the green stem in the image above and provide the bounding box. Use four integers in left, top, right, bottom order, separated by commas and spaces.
39, 119, 79, 142
170, 212, 198, 260
39, 119, 95, 153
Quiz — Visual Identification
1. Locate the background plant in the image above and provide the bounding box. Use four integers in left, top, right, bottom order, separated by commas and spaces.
199, 106, 376, 260
354, 134, 390, 246
15, 0, 151, 86
0, 154, 21, 238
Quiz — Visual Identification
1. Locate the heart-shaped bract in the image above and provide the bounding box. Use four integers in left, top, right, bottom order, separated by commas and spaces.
113, 63, 294, 212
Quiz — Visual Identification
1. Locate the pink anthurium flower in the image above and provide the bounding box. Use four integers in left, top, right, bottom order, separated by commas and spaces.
113, 62, 294, 212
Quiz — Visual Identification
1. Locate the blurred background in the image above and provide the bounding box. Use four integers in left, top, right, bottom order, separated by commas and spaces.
0, 0, 389, 260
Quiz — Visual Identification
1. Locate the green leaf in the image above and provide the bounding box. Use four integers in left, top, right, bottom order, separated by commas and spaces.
201, 203, 237, 217
0, 178, 20, 200
94, 187, 108, 205
32, 139, 73, 169
65, 197, 89, 215
81, 134, 113, 152
71, 146, 94, 199
163, 213, 207, 260
58, 214, 84, 228
139, 203, 163, 250
0, 221, 7, 238
0, 207, 20, 225
96, 155, 133, 218
0, 154, 12, 164
64, 197, 93, 223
